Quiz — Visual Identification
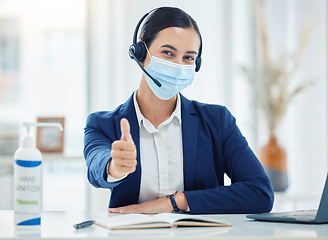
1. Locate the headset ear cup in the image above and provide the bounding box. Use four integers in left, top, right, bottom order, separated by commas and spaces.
195, 56, 202, 72
129, 43, 141, 60
136, 42, 147, 62
129, 42, 147, 62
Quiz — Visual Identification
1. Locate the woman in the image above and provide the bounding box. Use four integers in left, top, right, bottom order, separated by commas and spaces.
84, 7, 274, 214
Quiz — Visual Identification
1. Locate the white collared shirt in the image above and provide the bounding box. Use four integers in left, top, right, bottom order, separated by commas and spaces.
108, 92, 184, 203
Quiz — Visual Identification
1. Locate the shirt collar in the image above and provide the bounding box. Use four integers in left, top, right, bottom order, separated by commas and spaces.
133, 92, 181, 129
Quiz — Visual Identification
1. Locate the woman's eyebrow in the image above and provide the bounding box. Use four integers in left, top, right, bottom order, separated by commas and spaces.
186, 50, 198, 55
161, 44, 177, 51
160, 44, 198, 55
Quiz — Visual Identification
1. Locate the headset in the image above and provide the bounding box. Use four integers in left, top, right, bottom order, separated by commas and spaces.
128, 8, 203, 88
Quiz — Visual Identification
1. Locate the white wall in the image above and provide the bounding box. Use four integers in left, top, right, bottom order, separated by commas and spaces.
0, 0, 86, 155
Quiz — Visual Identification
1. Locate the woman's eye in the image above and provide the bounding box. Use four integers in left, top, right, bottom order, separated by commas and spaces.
162, 50, 173, 56
184, 56, 195, 62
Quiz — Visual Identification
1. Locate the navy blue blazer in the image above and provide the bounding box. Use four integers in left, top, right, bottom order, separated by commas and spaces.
84, 93, 274, 214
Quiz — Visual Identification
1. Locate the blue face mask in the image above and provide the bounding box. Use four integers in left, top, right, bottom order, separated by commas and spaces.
145, 56, 195, 100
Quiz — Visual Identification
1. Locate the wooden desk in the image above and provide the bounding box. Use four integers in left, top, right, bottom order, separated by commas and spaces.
0, 211, 327, 239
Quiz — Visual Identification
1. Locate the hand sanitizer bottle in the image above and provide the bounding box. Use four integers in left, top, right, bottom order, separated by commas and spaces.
14, 122, 63, 230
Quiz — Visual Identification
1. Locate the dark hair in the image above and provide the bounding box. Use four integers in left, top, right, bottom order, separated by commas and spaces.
139, 7, 201, 48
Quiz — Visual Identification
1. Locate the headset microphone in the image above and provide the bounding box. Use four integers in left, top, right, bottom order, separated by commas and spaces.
128, 9, 162, 88
129, 47, 162, 87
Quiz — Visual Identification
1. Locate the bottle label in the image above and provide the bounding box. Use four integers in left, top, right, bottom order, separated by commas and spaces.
14, 159, 42, 227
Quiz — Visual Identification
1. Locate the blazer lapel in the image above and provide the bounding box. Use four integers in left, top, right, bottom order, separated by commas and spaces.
180, 94, 199, 191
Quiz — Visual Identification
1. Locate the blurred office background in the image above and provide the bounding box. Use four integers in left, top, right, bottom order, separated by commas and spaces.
0, 0, 327, 212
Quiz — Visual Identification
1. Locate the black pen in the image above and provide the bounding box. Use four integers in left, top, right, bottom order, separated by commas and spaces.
74, 220, 95, 229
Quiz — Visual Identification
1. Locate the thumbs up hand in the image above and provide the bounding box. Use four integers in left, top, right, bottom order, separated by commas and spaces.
108, 118, 137, 179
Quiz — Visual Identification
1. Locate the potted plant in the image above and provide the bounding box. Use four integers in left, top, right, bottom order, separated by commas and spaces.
243, 0, 316, 191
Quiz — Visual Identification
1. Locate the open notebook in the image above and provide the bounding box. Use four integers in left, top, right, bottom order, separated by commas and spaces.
247, 174, 328, 224
92, 213, 232, 230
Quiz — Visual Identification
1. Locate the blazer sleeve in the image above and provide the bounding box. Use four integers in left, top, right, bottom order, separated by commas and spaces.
184, 107, 274, 214
84, 113, 130, 189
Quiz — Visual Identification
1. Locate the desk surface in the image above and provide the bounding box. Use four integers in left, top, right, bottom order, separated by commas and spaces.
0, 211, 327, 240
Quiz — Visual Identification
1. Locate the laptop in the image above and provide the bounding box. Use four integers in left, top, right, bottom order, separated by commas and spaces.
247, 174, 328, 224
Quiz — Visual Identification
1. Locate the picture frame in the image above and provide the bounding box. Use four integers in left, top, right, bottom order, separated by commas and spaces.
36, 117, 65, 153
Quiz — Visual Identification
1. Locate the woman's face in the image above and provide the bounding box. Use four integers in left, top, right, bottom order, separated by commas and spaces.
143, 27, 201, 68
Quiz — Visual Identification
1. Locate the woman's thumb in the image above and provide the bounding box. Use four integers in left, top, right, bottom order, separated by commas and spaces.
120, 118, 133, 142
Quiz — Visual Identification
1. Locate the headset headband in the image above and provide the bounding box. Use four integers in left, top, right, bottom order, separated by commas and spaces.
132, 8, 158, 46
